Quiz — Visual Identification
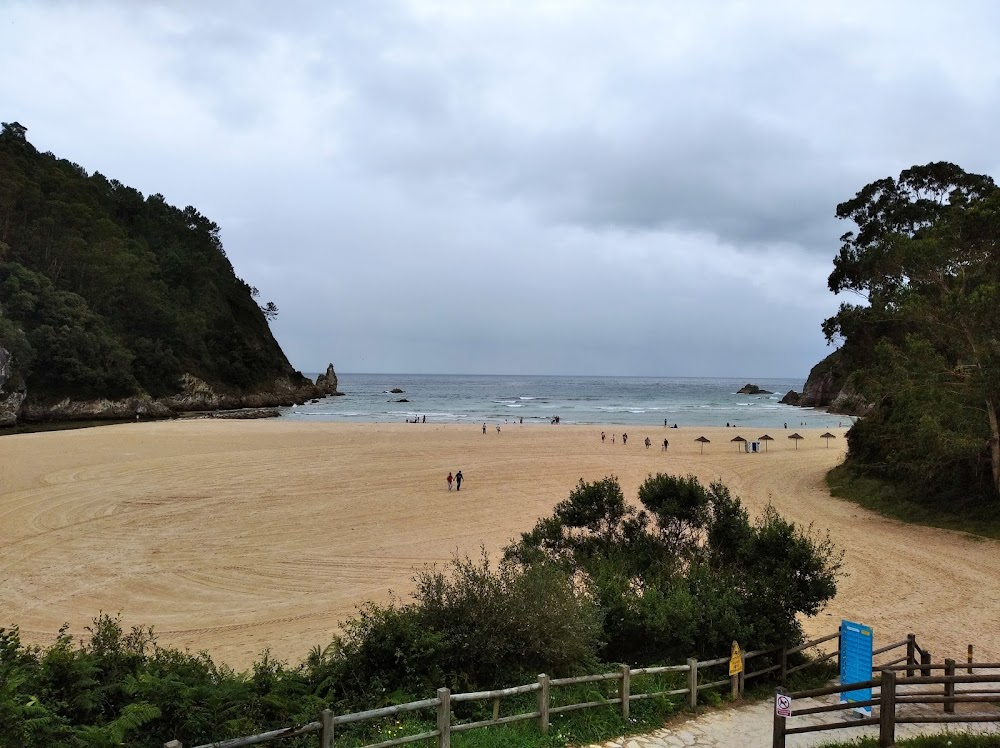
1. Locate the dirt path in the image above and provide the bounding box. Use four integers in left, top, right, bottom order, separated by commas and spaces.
0, 421, 996, 668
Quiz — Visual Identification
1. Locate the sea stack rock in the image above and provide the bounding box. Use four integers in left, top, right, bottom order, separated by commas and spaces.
315, 363, 344, 395
779, 390, 801, 406
737, 383, 773, 395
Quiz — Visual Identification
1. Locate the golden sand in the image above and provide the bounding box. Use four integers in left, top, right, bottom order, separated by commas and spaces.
0, 420, 995, 668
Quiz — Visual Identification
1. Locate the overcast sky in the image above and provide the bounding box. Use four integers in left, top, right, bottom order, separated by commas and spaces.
4, 1, 999, 378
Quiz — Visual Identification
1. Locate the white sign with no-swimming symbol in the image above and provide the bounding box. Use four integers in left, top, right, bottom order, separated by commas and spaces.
775, 693, 792, 718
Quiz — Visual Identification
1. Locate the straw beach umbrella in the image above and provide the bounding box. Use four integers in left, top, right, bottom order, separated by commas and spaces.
731, 435, 747, 452
695, 436, 710, 453
758, 434, 773, 452
820, 432, 837, 448
788, 433, 804, 450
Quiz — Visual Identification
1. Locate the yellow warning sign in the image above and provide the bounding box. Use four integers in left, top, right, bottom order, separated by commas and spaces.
729, 641, 743, 676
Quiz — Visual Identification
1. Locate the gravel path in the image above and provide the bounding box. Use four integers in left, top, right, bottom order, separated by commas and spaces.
586, 679, 1000, 748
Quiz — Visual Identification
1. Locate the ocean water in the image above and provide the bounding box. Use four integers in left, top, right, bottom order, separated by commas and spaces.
280, 374, 849, 429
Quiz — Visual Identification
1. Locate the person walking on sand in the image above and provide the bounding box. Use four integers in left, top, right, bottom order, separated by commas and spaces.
662, 438, 669, 451
496, 423, 501, 434
622, 433, 628, 445
644, 436, 651, 449
601, 431, 606, 442
455, 470, 463, 491
446, 472, 453, 491
483, 422, 487, 434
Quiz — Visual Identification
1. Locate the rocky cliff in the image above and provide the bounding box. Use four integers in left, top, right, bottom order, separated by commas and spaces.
10, 363, 343, 425
782, 349, 871, 416
0, 346, 26, 427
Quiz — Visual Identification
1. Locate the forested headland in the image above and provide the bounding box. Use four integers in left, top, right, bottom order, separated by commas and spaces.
815, 162, 1000, 515
0, 121, 337, 426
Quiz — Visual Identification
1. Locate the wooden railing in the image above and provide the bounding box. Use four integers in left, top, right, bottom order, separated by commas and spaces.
773, 659, 1000, 748
163, 631, 841, 748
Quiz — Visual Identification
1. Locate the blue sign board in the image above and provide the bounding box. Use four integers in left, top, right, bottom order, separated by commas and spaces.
839, 619, 873, 714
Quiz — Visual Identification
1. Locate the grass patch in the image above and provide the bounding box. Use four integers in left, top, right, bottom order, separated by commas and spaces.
826, 464, 1000, 540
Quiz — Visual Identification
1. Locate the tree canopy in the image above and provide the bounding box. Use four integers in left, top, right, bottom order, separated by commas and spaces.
0, 122, 299, 402
824, 162, 1000, 505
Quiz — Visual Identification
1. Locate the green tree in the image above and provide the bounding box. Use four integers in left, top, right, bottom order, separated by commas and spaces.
825, 162, 1000, 503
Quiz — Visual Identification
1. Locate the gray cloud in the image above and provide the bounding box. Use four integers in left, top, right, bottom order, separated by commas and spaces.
3, 0, 999, 376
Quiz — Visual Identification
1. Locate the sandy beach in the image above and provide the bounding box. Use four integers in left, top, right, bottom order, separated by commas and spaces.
0, 420, 996, 669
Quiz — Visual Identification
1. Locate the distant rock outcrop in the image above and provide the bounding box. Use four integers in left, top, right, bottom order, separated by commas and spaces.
779, 390, 801, 406
390, 388, 405, 394
788, 349, 872, 416
737, 383, 773, 395
13, 365, 347, 425
315, 363, 343, 396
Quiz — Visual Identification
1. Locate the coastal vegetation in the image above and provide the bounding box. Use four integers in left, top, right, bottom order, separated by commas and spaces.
0, 122, 305, 409
822, 162, 1000, 510
0, 475, 841, 747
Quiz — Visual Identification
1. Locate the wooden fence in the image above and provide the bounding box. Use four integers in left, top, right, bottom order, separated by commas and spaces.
773, 654, 1000, 748
163, 630, 842, 748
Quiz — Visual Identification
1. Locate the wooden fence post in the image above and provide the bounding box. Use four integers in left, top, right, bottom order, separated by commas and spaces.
437, 687, 451, 748
619, 664, 630, 720
920, 650, 932, 677
944, 659, 956, 714
772, 688, 786, 748
779, 646, 788, 683
906, 634, 916, 678
320, 708, 334, 748
968, 644, 974, 674
739, 652, 746, 697
537, 674, 550, 734
687, 658, 698, 709
879, 669, 896, 748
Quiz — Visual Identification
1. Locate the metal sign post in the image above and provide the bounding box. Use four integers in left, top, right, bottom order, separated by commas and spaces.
775, 692, 792, 717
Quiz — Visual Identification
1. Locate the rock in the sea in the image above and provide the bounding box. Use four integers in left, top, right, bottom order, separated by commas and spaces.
390, 387, 405, 394
396, 398, 409, 402
737, 383, 773, 395
315, 363, 343, 395
211, 408, 281, 419
779, 390, 801, 406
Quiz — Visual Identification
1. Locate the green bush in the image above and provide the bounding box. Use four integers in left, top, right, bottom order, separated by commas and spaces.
507, 474, 843, 664
316, 552, 603, 704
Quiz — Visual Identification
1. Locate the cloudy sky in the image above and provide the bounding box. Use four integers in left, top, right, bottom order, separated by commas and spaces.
4, 1, 999, 378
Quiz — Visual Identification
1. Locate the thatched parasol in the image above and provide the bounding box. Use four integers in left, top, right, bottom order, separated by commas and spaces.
731, 435, 747, 452
820, 432, 837, 447
758, 434, 774, 452
788, 432, 804, 450
695, 435, 710, 454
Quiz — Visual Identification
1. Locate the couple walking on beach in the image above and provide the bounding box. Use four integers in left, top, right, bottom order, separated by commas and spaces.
446, 471, 464, 491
